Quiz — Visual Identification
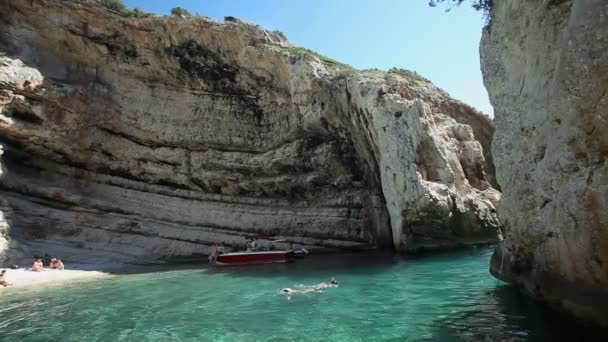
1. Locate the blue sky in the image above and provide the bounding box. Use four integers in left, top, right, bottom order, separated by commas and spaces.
123, 0, 493, 116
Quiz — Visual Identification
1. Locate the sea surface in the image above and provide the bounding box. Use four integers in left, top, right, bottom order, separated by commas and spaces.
0, 247, 603, 341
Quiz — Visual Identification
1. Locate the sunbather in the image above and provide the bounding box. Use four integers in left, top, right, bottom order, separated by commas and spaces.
31, 258, 44, 272
0, 270, 13, 287
50, 258, 64, 271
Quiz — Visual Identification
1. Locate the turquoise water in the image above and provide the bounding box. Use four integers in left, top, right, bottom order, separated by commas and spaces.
0, 247, 602, 341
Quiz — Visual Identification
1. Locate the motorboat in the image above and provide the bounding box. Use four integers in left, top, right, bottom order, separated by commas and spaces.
214, 250, 290, 266
212, 248, 309, 266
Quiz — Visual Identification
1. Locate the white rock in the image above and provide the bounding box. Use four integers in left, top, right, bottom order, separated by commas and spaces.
482, 0, 608, 327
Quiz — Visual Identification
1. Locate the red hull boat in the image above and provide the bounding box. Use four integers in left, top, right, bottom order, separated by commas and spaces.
214, 250, 291, 266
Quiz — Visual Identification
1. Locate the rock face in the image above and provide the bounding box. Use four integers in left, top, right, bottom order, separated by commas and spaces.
482, 0, 608, 327
0, 0, 499, 263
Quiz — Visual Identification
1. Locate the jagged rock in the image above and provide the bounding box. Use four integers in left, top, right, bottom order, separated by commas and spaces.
0, 0, 499, 263
482, 0, 608, 327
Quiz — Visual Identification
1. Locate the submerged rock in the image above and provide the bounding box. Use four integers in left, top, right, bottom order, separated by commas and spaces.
482, 0, 608, 327
0, 0, 499, 263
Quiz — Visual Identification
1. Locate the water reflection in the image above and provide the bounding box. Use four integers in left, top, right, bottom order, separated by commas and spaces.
429, 285, 605, 342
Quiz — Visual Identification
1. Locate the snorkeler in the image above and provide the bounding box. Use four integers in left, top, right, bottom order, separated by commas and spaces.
282, 278, 339, 294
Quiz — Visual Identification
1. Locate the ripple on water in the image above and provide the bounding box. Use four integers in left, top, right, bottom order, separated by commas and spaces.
0, 247, 605, 341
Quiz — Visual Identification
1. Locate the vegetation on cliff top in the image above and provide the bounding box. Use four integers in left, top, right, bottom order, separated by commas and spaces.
170, 7, 192, 17
98, 0, 152, 18
280, 46, 351, 70
387, 68, 432, 84
94, 0, 432, 86
428, 0, 492, 13
428, 0, 492, 21
97, 1, 192, 19
270, 44, 434, 84
269, 45, 357, 81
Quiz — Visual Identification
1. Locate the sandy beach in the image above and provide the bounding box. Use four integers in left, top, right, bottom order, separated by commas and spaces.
0, 266, 111, 291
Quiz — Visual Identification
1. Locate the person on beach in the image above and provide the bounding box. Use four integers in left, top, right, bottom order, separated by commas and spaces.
31, 258, 44, 272
0, 270, 13, 287
50, 258, 64, 270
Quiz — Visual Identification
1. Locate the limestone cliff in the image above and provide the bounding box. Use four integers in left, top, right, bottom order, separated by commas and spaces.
482, 0, 608, 327
0, 0, 499, 263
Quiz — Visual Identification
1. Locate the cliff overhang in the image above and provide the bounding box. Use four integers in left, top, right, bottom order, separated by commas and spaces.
0, 0, 500, 263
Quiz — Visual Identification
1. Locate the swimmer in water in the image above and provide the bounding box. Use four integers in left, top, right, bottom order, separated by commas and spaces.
282, 278, 339, 294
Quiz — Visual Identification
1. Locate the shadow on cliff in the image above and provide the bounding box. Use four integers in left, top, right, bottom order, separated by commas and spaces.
0, 202, 28, 265
0, 149, 30, 265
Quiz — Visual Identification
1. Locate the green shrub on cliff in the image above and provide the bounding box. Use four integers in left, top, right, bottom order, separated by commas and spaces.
171, 7, 192, 17
130, 7, 153, 18
99, 0, 126, 13
428, 0, 492, 21
269, 45, 357, 81
332, 68, 358, 81
388, 68, 430, 84
97, 0, 152, 18
280, 46, 352, 70
428, 0, 492, 12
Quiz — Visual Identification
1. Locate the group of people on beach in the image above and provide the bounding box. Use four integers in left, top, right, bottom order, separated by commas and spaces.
0, 254, 65, 287
31, 256, 64, 272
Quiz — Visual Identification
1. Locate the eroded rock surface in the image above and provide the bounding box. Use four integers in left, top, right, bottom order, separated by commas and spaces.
0, 0, 499, 263
482, 0, 608, 327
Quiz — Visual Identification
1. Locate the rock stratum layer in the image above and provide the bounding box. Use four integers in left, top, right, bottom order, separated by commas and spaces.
482, 0, 608, 327
0, 0, 499, 263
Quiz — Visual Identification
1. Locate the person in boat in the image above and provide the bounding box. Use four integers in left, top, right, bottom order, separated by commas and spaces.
282, 278, 339, 294
31, 258, 44, 272
246, 238, 257, 252
50, 258, 64, 271
0, 270, 13, 287
209, 244, 220, 263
